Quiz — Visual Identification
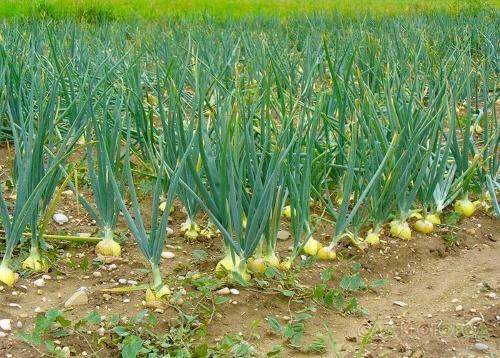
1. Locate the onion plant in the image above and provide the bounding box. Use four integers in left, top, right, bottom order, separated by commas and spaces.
100, 114, 192, 303
0, 64, 86, 284
74, 97, 125, 257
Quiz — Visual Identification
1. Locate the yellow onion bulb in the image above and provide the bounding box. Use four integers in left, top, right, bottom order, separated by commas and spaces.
365, 232, 380, 246
303, 237, 322, 256
185, 227, 199, 240
414, 219, 434, 234
282, 205, 291, 219
215, 254, 251, 281
263, 253, 280, 268
390, 221, 412, 240
454, 198, 476, 217
317, 246, 337, 261
145, 288, 168, 308
215, 255, 238, 274
278, 258, 292, 271
22, 254, 49, 273
425, 214, 441, 225
0, 263, 18, 287
158, 202, 175, 214
248, 257, 266, 274
95, 238, 121, 257
200, 226, 216, 238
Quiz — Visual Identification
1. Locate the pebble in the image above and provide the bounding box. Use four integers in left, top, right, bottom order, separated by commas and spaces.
455, 305, 463, 312
34, 307, 42, 313
33, 278, 45, 287
276, 230, 290, 241
451, 298, 459, 303
217, 287, 231, 295
470, 308, 477, 313
64, 288, 89, 307
62, 347, 70, 358
161, 251, 175, 259
62, 190, 74, 197
127, 280, 138, 285
103, 294, 111, 300
230, 289, 240, 295
123, 299, 130, 303
93, 271, 102, 278
166, 227, 174, 236
108, 264, 117, 270
118, 279, 127, 285
16, 321, 22, 329
427, 314, 432, 318
485, 292, 497, 299
0, 319, 12, 331
53, 213, 69, 225
42, 274, 51, 280
466, 317, 482, 326
474, 343, 489, 352
393, 301, 408, 307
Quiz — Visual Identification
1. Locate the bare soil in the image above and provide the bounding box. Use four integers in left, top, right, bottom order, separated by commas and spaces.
0, 144, 498, 357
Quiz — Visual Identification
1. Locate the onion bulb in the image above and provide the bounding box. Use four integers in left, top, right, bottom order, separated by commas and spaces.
317, 246, 337, 260
215, 254, 251, 281
454, 198, 476, 217
248, 257, 266, 274
425, 214, 441, 225
414, 219, 434, 234
303, 237, 322, 256
181, 219, 200, 240
390, 221, 412, 240
263, 253, 280, 268
185, 227, 199, 240
282, 205, 291, 219
158, 202, 174, 214
278, 258, 292, 271
22, 248, 49, 272
96, 237, 121, 257
0, 263, 18, 287
145, 286, 171, 307
365, 231, 380, 246
200, 226, 216, 238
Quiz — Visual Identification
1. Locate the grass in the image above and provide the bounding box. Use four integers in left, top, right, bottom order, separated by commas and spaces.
0, 0, 498, 21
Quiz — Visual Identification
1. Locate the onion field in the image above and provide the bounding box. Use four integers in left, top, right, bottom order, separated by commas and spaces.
0, 4, 499, 357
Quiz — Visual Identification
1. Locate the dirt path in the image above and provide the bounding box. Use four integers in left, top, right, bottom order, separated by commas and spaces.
348, 239, 499, 357
0, 205, 498, 357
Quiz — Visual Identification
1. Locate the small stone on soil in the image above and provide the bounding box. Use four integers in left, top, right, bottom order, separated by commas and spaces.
455, 305, 463, 312
0, 319, 12, 331
276, 230, 290, 241
53, 213, 69, 225
474, 343, 489, 352
217, 287, 230, 295
161, 251, 175, 259
64, 288, 89, 307
33, 278, 45, 287
230, 288, 240, 295
393, 301, 408, 307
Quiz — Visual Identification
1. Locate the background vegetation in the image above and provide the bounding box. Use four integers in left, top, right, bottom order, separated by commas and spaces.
0, 0, 498, 21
